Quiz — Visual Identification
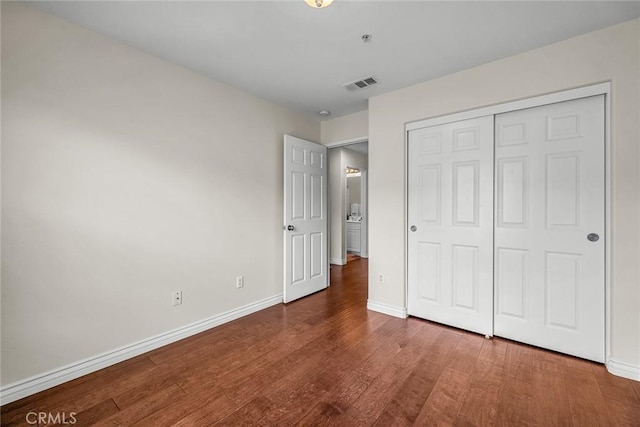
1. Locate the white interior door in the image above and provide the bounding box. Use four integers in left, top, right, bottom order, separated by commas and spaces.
407, 116, 494, 336
283, 135, 328, 303
494, 95, 605, 362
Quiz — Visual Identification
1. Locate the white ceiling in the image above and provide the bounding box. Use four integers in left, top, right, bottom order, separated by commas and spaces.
29, 1, 640, 121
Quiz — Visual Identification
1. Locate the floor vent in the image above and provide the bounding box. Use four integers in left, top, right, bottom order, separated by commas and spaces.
343, 76, 378, 91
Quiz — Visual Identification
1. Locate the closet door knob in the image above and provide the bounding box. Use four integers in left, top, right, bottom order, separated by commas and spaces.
587, 233, 599, 242
410, 225, 417, 232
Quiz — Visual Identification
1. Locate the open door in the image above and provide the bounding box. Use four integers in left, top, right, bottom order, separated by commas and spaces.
283, 135, 328, 303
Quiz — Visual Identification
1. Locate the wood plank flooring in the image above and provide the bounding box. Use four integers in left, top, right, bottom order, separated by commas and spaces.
2, 258, 639, 426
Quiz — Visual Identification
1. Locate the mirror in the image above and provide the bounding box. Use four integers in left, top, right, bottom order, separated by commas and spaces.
346, 171, 362, 221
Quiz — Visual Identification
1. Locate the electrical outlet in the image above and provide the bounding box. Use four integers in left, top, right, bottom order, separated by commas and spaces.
377, 273, 384, 284
172, 290, 182, 306
236, 276, 244, 289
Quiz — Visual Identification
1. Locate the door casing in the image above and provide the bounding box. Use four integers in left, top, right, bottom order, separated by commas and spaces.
325, 138, 369, 268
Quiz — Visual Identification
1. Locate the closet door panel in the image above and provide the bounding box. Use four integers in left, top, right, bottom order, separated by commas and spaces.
494, 95, 605, 362
408, 116, 494, 336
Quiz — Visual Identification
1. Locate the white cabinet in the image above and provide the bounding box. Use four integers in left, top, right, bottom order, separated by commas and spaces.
346, 222, 361, 253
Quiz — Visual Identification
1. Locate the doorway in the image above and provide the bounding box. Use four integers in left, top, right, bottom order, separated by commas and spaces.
346, 167, 367, 260
328, 142, 368, 266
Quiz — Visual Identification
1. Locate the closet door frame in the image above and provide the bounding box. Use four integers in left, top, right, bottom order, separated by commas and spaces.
404, 82, 611, 362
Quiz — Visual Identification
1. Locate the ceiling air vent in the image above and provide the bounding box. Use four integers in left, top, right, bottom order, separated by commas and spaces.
343, 76, 378, 91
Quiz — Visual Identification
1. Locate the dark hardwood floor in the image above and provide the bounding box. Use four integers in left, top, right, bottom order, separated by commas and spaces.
2, 257, 640, 426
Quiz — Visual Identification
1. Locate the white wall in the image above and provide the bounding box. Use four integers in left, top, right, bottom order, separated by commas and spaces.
368, 19, 640, 371
321, 110, 368, 145
328, 148, 344, 264
1, 2, 320, 386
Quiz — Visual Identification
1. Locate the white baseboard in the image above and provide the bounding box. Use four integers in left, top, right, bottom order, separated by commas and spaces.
606, 358, 640, 381
0, 294, 283, 405
367, 300, 408, 319
330, 258, 346, 265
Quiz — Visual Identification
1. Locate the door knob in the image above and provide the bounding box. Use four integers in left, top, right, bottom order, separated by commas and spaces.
410, 225, 417, 232
587, 233, 599, 242
287, 225, 295, 231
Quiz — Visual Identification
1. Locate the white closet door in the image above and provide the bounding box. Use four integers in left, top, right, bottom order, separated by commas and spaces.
494, 95, 605, 362
408, 116, 494, 336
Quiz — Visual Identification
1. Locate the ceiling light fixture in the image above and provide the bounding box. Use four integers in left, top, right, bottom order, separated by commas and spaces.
318, 110, 331, 117
305, 0, 334, 9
